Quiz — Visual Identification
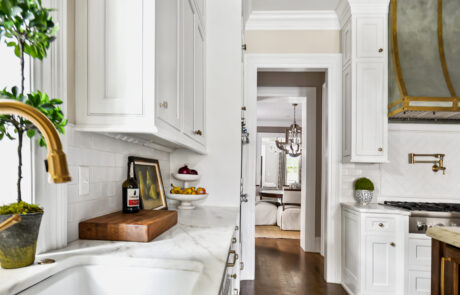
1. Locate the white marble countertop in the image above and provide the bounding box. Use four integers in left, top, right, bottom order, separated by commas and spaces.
341, 202, 411, 216
426, 226, 460, 248
0, 206, 239, 295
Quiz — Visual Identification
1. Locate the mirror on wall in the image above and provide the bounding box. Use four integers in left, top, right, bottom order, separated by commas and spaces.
256, 133, 301, 189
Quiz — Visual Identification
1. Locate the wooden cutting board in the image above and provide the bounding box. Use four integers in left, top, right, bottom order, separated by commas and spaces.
79, 210, 178, 242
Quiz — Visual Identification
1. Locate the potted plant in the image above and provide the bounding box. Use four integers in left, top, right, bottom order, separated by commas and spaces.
0, 0, 67, 269
354, 177, 374, 205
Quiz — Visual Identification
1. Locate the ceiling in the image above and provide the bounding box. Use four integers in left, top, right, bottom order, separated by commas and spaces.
257, 97, 302, 125
251, 0, 340, 11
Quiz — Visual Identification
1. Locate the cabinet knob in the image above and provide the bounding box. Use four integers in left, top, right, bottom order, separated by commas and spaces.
232, 237, 237, 244
390, 242, 396, 247
159, 101, 168, 109
378, 223, 384, 228
378, 48, 383, 53
235, 225, 239, 231
230, 273, 237, 279
378, 147, 383, 152
194, 130, 203, 136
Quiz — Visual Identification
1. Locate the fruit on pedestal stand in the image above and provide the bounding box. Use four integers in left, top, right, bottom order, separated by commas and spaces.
190, 169, 198, 175
178, 165, 192, 174
170, 185, 207, 196
197, 187, 206, 195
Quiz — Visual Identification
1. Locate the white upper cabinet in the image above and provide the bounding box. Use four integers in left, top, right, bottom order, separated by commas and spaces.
75, 0, 206, 154
340, 0, 389, 163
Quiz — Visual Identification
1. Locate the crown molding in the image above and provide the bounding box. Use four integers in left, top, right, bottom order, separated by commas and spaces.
245, 10, 340, 31
346, 0, 390, 14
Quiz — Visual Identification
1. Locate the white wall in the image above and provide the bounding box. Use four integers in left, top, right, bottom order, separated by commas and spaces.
341, 124, 460, 203
170, 0, 242, 207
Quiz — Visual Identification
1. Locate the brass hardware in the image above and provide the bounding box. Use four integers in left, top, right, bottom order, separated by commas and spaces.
390, 242, 396, 247
378, 147, 383, 152
378, 223, 384, 228
0, 214, 21, 233
242, 44, 247, 51
409, 153, 446, 175
227, 250, 238, 267
232, 237, 237, 244
38, 258, 55, 265
441, 257, 452, 295
438, 0, 456, 97
390, 0, 408, 97
241, 106, 246, 111
194, 130, 203, 136
159, 101, 169, 109
0, 100, 71, 183
230, 273, 237, 279
235, 226, 239, 231
378, 48, 383, 53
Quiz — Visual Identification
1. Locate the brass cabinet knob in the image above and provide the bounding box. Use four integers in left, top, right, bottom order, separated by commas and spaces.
230, 273, 237, 279
378, 147, 383, 152
378, 48, 383, 52
194, 130, 203, 136
159, 101, 168, 109
232, 237, 237, 244
379, 223, 384, 228
235, 226, 239, 231
390, 242, 396, 247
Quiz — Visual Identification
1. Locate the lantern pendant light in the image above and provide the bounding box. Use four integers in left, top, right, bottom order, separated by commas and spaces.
276, 104, 302, 157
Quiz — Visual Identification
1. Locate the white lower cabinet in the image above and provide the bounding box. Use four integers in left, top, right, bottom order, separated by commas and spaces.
406, 234, 432, 295
342, 207, 407, 295
75, 0, 206, 154
220, 224, 241, 295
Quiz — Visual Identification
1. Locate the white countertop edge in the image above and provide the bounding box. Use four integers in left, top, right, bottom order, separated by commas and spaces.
341, 202, 411, 216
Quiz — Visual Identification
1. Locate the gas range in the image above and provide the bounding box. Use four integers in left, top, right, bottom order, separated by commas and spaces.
383, 201, 460, 234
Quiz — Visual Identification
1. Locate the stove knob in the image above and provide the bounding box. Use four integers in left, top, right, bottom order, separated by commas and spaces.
416, 222, 427, 231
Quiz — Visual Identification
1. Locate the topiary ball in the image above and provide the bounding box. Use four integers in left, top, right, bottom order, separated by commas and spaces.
354, 177, 374, 191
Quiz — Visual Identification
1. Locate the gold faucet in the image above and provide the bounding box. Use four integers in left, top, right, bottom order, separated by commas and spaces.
408, 153, 446, 175
0, 99, 71, 183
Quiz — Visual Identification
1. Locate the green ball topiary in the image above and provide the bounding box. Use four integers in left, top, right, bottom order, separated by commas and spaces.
354, 177, 374, 191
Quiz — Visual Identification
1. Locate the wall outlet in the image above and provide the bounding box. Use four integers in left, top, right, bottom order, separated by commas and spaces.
79, 167, 90, 196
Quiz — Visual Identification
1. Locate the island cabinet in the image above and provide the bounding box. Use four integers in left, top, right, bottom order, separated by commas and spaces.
431, 239, 460, 295
75, 0, 206, 153
220, 221, 241, 295
340, 1, 389, 163
341, 204, 408, 295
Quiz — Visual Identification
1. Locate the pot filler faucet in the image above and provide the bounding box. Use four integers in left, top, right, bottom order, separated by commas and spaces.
408, 153, 446, 174
0, 99, 71, 232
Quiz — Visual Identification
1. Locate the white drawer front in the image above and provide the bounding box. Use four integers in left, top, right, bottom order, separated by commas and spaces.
365, 217, 395, 233
408, 270, 431, 295
408, 236, 431, 268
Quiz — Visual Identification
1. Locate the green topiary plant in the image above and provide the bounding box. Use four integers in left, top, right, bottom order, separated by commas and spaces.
354, 177, 374, 191
0, 0, 67, 209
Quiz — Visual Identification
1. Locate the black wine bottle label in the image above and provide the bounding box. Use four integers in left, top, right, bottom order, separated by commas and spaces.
127, 188, 140, 207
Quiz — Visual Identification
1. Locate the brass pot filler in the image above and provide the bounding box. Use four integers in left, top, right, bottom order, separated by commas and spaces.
408, 153, 446, 174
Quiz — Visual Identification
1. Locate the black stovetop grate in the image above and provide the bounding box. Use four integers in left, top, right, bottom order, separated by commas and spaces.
383, 201, 460, 212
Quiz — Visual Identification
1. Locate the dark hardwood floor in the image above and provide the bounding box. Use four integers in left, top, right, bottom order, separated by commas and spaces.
240, 238, 347, 295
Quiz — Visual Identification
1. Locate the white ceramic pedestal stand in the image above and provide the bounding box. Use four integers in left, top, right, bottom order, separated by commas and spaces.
167, 174, 208, 210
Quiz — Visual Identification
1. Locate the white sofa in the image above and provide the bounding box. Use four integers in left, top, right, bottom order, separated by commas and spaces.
255, 201, 277, 225
277, 190, 301, 230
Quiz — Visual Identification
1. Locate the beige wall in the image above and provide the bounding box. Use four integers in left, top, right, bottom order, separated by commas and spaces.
245, 30, 340, 54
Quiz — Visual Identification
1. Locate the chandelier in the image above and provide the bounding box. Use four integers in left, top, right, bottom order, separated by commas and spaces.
276, 104, 302, 157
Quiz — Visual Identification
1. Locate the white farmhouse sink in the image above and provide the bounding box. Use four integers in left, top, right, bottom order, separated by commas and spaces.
18, 256, 203, 295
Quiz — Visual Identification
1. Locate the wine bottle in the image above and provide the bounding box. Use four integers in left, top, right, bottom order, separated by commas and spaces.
122, 162, 140, 213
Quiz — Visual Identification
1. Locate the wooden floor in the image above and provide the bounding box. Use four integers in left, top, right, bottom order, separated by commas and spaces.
240, 238, 347, 295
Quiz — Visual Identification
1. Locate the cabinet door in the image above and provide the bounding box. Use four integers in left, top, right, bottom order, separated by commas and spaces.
182, 0, 195, 137
156, 0, 180, 130
355, 62, 385, 159
364, 235, 396, 293
342, 65, 352, 159
86, 0, 145, 115
193, 20, 206, 144
356, 17, 385, 58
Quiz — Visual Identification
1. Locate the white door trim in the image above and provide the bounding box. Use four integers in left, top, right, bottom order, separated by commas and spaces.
242, 54, 342, 283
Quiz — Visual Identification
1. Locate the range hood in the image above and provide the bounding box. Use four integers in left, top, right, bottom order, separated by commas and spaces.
388, 0, 460, 121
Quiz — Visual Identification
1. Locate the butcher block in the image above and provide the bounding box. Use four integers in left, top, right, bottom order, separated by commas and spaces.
79, 210, 178, 242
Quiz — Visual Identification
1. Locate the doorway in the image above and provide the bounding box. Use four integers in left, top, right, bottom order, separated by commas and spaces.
241, 54, 342, 283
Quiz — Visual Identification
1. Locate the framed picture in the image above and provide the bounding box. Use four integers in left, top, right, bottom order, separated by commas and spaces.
128, 156, 167, 210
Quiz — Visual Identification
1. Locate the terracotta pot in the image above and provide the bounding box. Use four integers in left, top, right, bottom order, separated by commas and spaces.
0, 212, 43, 269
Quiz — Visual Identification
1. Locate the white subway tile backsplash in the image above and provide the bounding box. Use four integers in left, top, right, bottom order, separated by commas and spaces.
65, 125, 171, 243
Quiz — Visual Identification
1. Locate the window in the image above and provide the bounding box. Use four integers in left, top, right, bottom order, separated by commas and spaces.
285, 154, 301, 186
0, 43, 32, 204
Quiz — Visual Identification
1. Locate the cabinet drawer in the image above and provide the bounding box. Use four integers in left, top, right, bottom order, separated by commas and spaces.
365, 217, 395, 233
407, 270, 431, 295
408, 236, 431, 268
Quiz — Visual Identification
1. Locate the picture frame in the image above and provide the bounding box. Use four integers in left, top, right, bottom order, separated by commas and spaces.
128, 156, 168, 210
